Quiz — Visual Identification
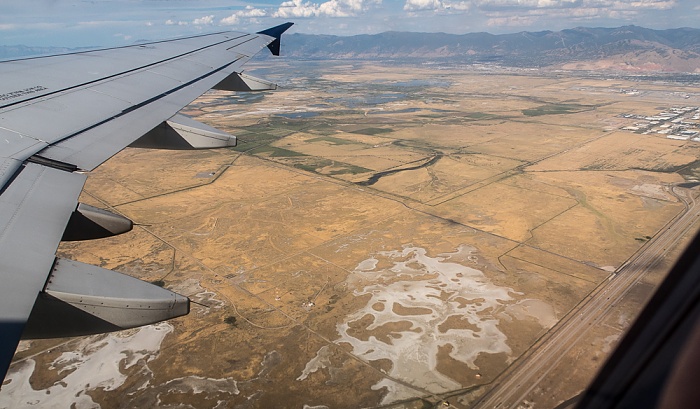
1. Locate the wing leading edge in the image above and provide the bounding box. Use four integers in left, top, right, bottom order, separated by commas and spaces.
0, 22, 293, 382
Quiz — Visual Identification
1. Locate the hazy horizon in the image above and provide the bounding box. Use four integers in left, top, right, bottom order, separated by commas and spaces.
1, 0, 698, 48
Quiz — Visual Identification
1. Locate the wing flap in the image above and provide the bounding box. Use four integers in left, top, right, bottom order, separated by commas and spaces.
62, 203, 133, 241
0, 23, 294, 383
214, 72, 278, 92
22, 258, 190, 339
130, 114, 236, 150
0, 163, 86, 377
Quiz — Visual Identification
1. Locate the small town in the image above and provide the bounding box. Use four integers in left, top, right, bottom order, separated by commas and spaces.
620, 106, 700, 141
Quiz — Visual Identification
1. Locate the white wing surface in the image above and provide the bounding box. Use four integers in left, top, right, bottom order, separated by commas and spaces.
0, 22, 293, 381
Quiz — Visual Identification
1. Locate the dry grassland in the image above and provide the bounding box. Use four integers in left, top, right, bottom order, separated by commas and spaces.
5, 62, 700, 409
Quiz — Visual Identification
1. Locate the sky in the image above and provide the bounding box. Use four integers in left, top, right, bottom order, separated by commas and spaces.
0, 0, 698, 47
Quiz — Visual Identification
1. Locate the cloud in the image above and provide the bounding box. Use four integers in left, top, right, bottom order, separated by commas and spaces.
624, 0, 676, 9
273, 0, 381, 18
467, 0, 680, 30
398, 0, 678, 20
474, 0, 675, 9
165, 19, 188, 26
2, 0, 691, 47
274, 0, 319, 18
404, 0, 443, 11
473, 0, 580, 10
403, 0, 472, 12
445, 1, 472, 10
220, 6, 267, 25
192, 15, 215, 25
487, 14, 540, 26
318, 0, 377, 17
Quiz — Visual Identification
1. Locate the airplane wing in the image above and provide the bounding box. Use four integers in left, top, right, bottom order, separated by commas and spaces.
0, 22, 294, 382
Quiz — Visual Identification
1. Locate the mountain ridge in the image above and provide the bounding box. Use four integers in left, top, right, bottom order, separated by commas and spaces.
3, 26, 700, 73
279, 25, 700, 72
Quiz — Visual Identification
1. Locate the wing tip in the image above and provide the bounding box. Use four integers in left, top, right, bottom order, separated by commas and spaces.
257, 22, 294, 56
257, 22, 294, 38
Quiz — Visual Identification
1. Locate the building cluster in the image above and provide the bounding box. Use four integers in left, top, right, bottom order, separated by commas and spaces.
620, 106, 700, 141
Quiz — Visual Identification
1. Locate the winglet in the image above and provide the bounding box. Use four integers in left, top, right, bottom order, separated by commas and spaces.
257, 22, 294, 56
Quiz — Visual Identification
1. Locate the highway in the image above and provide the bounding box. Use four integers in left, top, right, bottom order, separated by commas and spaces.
471, 185, 700, 409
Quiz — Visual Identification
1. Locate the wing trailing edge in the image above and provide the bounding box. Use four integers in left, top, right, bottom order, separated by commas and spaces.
22, 258, 190, 339
0, 23, 293, 384
62, 203, 133, 241
0, 163, 87, 379
214, 72, 278, 92
130, 114, 236, 150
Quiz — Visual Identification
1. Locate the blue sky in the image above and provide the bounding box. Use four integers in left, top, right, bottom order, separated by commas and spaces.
0, 0, 697, 47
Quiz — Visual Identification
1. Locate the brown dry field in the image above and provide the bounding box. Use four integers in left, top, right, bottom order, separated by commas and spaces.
5, 62, 700, 409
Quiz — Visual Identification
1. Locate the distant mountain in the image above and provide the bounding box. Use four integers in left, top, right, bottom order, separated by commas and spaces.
281, 26, 700, 73
4, 26, 700, 73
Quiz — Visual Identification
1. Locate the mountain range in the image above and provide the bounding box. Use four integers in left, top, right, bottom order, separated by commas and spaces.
280, 26, 700, 72
3, 26, 700, 73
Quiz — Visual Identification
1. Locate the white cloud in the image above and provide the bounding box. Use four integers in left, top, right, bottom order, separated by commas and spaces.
220, 6, 267, 25
487, 14, 540, 26
1, 0, 693, 47
445, 1, 472, 10
242, 6, 267, 17
220, 14, 240, 25
219, 13, 239, 26
319, 0, 377, 16
475, 0, 675, 9
625, 0, 676, 9
274, 0, 319, 18
165, 19, 188, 26
476, 0, 579, 7
273, 0, 381, 18
470, 0, 680, 30
192, 15, 215, 25
398, 0, 678, 20
404, 0, 443, 11
403, 0, 473, 12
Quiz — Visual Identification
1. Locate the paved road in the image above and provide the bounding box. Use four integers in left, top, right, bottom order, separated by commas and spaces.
471, 185, 700, 409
